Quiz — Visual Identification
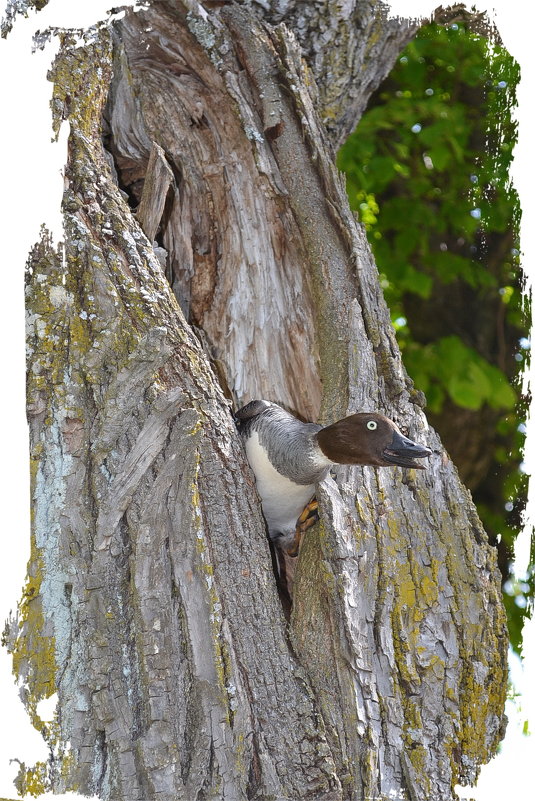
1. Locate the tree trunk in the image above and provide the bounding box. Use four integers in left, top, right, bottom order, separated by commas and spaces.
7, 1, 507, 800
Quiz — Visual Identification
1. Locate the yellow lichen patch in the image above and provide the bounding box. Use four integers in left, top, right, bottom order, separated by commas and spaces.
58, 746, 79, 792
430, 556, 442, 588
26, 239, 70, 397
235, 731, 247, 779
10, 536, 57, 731
436, 526, 508, 785
407, 744, 428, 775
387, 521, 446, 701
445, 684, 457, 704
391, 605, 420, 686
457, 644, 507, 770
49, 30, 113, 141
419, 573, 439, 607
189, 415, 204, 436
13, 760, 48, 799
397, 572, 417, 608
399, 699, 431, 796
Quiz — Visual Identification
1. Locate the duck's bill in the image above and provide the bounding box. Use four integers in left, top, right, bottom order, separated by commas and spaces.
382, 430, 432, 469
382, 449, 430, 469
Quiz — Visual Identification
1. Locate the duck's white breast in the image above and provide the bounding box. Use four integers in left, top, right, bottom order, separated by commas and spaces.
245, 431, 315, 539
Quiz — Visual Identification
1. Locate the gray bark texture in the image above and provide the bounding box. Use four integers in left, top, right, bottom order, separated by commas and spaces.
6, 1, 507, 800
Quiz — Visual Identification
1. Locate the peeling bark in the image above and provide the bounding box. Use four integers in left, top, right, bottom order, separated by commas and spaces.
7, 1, 508, 800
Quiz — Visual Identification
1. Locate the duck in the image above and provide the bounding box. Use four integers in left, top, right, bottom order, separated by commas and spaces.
235, 399, 432, 555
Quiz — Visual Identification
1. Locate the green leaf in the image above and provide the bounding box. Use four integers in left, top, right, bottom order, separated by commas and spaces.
399, 265, 433, 298
427, 143, 451, 171
394, 228, 421, 260
447, 374, 484, 409
482, 364, 517, 409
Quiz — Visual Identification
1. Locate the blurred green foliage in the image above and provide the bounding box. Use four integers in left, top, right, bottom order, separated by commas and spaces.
338, 21, 531, 651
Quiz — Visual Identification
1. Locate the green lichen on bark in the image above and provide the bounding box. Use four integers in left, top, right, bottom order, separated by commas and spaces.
290, 463, 507, 797
437, 507, 508, 784
192, 453, 239, 728
386, 502, 508, 788
316, 20, 351, 127
454, 597, 508, 785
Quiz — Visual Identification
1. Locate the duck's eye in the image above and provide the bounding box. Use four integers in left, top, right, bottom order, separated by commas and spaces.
367, 420, 378, 431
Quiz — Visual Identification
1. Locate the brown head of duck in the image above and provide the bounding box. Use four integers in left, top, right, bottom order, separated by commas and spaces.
316, 412, 432, 469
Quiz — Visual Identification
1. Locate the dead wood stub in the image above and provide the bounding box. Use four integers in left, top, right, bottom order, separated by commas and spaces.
136, 140, 175, 243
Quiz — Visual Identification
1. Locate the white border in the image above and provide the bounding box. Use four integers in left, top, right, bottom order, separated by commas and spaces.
0, 1, 532, 798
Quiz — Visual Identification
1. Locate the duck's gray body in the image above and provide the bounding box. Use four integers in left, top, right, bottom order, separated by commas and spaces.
236, 401, 332, 547
236, 399, 432, 552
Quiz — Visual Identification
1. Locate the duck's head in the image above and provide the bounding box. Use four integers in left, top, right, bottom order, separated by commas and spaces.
316, 412, 432, 469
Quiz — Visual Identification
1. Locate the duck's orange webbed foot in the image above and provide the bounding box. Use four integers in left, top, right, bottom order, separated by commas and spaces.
285, 498, 319, 557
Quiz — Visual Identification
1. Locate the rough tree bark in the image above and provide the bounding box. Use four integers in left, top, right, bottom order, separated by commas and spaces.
6, 1, 507, 800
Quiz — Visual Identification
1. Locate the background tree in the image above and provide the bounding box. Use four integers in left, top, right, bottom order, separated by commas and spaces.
338, 17, 531, 650
2, 1, 508, 800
